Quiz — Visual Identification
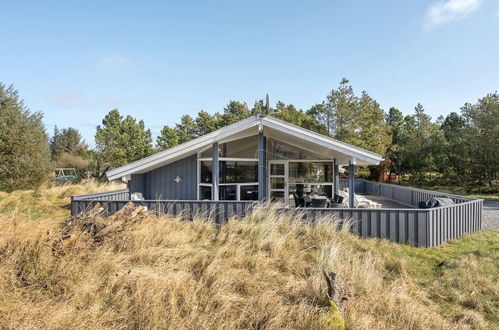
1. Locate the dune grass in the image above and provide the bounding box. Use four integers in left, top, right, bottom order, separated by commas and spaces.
0, 183, 497, 329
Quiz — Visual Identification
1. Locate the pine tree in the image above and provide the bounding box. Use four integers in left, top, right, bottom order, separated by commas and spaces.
0, 83, 52, 191
50, 126, 86, 159
175, 115, 197, 143
94, 109, 153, 172
156, 126, 179, 150
195, 111, 217, 136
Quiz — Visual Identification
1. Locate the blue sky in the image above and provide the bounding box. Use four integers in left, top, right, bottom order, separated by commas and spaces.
1, 0, 498, 145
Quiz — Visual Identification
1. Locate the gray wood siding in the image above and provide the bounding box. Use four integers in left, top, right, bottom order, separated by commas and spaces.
142, 154, 197, 200
71, 179, 483, 247
129, 174, 144, 195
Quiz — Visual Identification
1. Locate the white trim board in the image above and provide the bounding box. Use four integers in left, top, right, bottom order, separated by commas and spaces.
107, 115, 383, 180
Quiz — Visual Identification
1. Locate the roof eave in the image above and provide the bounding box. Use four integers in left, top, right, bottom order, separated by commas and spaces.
106, 115, 259, 180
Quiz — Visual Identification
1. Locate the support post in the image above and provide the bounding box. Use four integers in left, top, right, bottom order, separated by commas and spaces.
258, 131, 267, 201
349, 161, 355, 208
333, 161, 339, 196
212, 142, 219, 201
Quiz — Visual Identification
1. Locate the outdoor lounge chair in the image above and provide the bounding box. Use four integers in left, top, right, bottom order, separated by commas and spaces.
131, 192, 145, 201
341, 189, 381, 208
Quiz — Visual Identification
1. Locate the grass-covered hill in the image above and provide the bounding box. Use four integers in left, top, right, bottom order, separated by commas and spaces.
0, 183, 497, 329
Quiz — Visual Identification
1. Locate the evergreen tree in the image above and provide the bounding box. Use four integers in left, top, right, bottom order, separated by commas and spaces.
0, 84, 52, 191
440, 112, 467, 178
355, 91, 391, 155
385, 107, 405, 177
156, 126, 179, 150
50, 126, 86, 159
325, 78, 358, 140
195, 110, 218, 136
219, 101, 251, 127
460, 93, 499, 186
274, 102, 326, 134
307, 103, 329, 133
175, 115, 197, 143
398, 104, 445, 179
94, 109, 153, 172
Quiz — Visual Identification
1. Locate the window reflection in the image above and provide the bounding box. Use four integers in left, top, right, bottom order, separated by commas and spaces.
219, 185, 237, 200
200, 161, 212, 183
240, 185, 258, 200
220, 161, 257, 183
199, 136, 258, 158
199, 185, 212, 200
289, 162, 332, 183
268, 139, 321, 160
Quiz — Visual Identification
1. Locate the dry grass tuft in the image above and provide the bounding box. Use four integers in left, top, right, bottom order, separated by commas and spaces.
0, 184, 496, 329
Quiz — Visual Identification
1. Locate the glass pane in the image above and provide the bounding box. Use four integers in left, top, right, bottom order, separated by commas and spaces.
270, 191, 285, 203
200, 161, 212, 183
289, 162, 333, 183
240, 185, 259, 201
220, 136, 258, 158
270, 177, 285, 189
199, 185, 212, 200
219, 185, 237, 200
268, 139, 321, 160
270, 163, 285, 175
220, 161, 258, 183
289, 184, 333, 198
200, 147, 212, 158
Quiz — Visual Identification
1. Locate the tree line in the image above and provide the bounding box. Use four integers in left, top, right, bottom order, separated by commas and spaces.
0, 80, 497, 193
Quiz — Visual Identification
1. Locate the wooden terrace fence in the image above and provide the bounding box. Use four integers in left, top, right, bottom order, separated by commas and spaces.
71, 180, 483, 247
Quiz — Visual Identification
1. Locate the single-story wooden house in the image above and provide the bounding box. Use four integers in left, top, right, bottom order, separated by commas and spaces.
107, 115, 383, 208
72, 114, 482, 246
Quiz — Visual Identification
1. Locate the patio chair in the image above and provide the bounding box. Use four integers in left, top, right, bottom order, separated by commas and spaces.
131, 192, 145, 201
355, 194, 382, 208
311, 198, 327, 208
292, 193, 305, 208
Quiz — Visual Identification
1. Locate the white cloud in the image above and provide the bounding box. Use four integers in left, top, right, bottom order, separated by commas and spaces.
424, 0, 481, 29
97, 54, 131, 70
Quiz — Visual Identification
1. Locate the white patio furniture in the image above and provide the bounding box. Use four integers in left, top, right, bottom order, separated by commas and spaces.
131, 192, 145, 201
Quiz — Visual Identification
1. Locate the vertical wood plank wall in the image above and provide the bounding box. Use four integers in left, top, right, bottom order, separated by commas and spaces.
71, 180, 483, 247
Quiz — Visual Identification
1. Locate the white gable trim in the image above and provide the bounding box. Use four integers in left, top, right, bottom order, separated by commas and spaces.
261, 116, 382, 165
106, 116, 258, 180
106, 115, 382, 180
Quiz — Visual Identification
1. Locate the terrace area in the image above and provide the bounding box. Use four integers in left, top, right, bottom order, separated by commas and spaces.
71, 179, 483, 247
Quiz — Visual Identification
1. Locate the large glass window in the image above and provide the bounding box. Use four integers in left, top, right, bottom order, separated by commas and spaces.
200, 161, 212, 183
268, 139, 321, 160
220, 161, 258, 183
199, 185, 212, 200
220, 136, 258, 158
270, 191, 285, 203
199, 136, 258, 159
198, 137, 259, 201
240, 185, 258, 200
289, 184, 332, 199
289, 162, 332, 183
288, 162, 334, 206
219, 185, 237, 200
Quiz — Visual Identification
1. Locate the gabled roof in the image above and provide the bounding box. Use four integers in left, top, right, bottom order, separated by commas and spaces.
106, 115, 382, 180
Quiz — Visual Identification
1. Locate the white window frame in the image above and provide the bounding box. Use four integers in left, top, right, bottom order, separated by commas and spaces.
269, 159, 335, 206
197, 150, 259, 201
